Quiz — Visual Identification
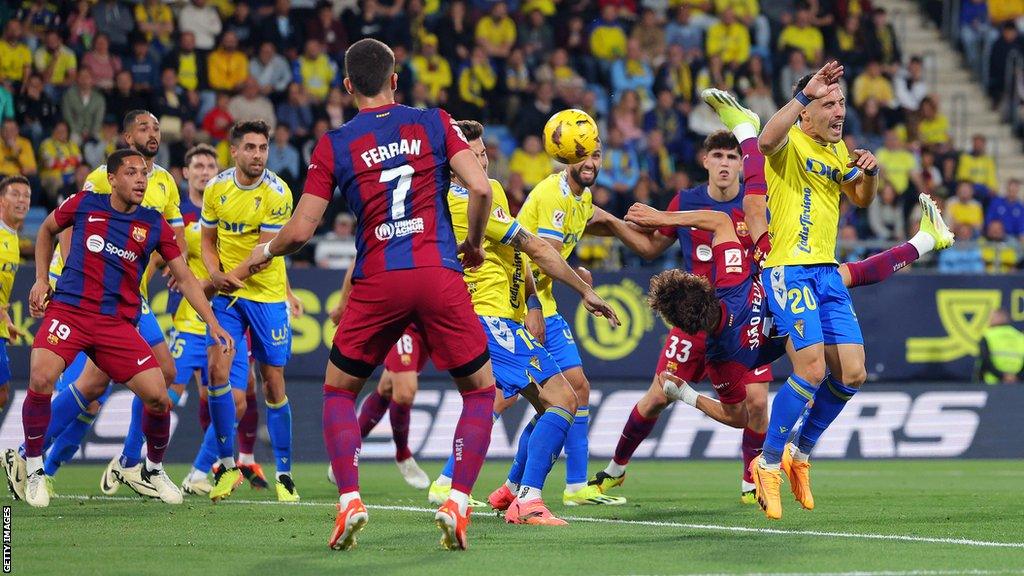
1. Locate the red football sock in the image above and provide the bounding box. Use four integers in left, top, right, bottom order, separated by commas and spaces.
742, 427, 767, 484
237, 392, 258, 455
323, 385, 360, 494
613, 405, 659, 466
389, 400, 413, 462
450, 385, 496, 495
142, 406, 171, 465
22, 389, 52, 458
198, 395, 210, 432
357, 388, 390, 438
845, 243, 919, 287
740, 137, 767, 195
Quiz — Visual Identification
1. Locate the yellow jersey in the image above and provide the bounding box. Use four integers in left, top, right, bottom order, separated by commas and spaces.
448, 179, 526, 323
172, 222, 209, 336
201, 168, 292, 303
0, 42, 31, 83
517, 171, 594, 317
0, 222, 19, 340
764, 125, 860, 268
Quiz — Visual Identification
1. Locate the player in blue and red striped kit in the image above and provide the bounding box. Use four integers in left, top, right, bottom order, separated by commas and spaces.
14, 149, 233, 508
244, 39, 497, 551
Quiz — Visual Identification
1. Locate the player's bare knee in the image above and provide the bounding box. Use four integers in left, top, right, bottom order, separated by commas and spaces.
841, 365, 867, 388
797, 358, 827, 384
260, 366, 286, 403
28, 370, 57, 394
391, 385, 415, 406
545, 376, 579, 414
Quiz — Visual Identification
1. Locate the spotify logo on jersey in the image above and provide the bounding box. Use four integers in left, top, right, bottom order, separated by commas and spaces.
86, 235, 105, 253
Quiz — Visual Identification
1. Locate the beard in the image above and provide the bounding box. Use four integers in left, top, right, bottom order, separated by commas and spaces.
239, 162, 264, 180
133, 139, 159, 159
569, 164, 598, 187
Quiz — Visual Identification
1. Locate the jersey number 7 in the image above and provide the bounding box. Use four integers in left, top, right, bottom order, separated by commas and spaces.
381, 165, 415, 220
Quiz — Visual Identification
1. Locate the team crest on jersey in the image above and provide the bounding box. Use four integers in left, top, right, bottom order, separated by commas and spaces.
131, 225, 147, 243
794, 319, 805, 338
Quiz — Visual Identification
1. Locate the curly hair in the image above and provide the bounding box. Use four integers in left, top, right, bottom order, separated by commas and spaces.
647, 270, 721, 334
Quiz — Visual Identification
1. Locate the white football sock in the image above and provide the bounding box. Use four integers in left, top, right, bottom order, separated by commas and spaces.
145, 458, 163, 472
518, 486, 543, 502
435, 474, 452, 486
449, 490, 470, 515
604, 461, 626, 477
238, 452, 255, 465
339, 490, 361, 507
908, 229, 935, 257
733, 122, 758, 143
565, 482, 586, 493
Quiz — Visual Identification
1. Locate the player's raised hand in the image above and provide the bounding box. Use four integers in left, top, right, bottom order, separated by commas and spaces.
457, 240, 486, 269
847, 149, 878, 174
625, 203, 670, 229
582, 289, 620, 327
287, 291, 304, 318
211, 270, 245, 293
28, 279, 52, 318
803, 60, 844, 100
208, 322, 235, 352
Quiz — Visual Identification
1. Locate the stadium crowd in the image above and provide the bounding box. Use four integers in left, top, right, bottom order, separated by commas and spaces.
0, 0, 1022, 272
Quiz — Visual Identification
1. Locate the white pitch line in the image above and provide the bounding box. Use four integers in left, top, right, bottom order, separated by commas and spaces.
54, 495, 1024, 550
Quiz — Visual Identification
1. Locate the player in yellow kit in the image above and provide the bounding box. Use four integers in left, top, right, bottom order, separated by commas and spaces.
0, 176, 29, 411
747, 61, 880, 519
515, 146, 627, 506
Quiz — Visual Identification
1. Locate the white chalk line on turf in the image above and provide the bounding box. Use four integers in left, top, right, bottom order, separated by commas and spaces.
54, 494, 1024, 550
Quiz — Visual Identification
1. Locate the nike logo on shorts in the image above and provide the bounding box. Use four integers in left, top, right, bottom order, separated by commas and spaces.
137, 355, 152, 366
754, 367, 769, 376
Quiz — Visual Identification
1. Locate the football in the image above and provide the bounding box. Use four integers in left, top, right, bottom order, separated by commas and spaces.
543, 109, 601, 164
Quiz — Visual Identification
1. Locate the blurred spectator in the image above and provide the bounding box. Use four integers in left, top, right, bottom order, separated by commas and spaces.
979, 219, 1020, 273
696, 54, 735, 93
975, 308, 1024, 384
124, 36, 160, 94
155, 68, 197, 141
946, 181, 985, 235
485, 136, 510, 186
837, 224, 868, 263
706, 8, 750, 68
0, 86, 11, 121
251, 42, 294, 98
92, 0, 136, 54
632, 9, 666, 66
957, 134, 999, 200
67, 1, 97, 51
868, 182, 906, 241
267, 124, 300, 185
314, 213, 357, 269
644, 89, 687, 154
58, 163, 92, 204
83, 121, 119, 169
178, 2, 222, 53
777, 49, 810, 104
834, 13, 868, 72
164, 32, 206, 95
454, 46, 496, 122
505, 171, 527, 215
509, 135, 552, 190
306, 3, 347, 56
0, 21, 32, 89
987, 23, 1021, 104
894, 56, 929, 114
513, 81, 559, 143
225, 3, 256, 47
106, 71, 151, 123
61, 68, 105, 144
324, 87, 347, 128
38, 120, 82, 205
15, 74, 56, 146
852, 60, 895, 111
259, 0, 305, 54
987, 179, 1024, 237
34, 30, 77, 95
919, 149, 946, 197
777, 6, 823, 65
302, 118, 329, 165
476, 2, 516, 59
875, 129, 921, 199
81, 34, 122, 93
866, 8, 901, 70
276, 83, 314, 138
611, 90, 645, 147
502, 48, 532, 122
134, 0, 175, 56
589, 5, 628, 62
208, 31, 249, 93
665, 5, 702, 54
202, 92, 234, 141
640, 129, 674, 201
960, 0, 997, 79
297, 39, 337, 103
916, 96, 950, 148
229, 78, 276, 130
736, 54, 776, 120
654, 45, 695, 107
410, 34, 452, 106
0, 119, 37, 178
519, 9, 555, 68
168, 120, 200, 170
435, 0, 474, 63
596, 126, 640, 214
352, 0, 387, 44
611, 39, 655, 108
938, 224, 985, 273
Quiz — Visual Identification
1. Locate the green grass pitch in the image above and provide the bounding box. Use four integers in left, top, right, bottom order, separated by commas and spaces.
10, 459, 1024, 575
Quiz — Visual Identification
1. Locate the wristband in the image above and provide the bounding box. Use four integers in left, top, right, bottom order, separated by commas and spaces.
794, 91, 812, 107
527, 295, 542, 310
263, 240, 275, 260
865, 166, 879, 177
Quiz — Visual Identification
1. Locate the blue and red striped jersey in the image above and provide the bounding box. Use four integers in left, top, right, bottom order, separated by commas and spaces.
52, 191, 182, 324
657, 184, 752, 281
304, 103, 471, 279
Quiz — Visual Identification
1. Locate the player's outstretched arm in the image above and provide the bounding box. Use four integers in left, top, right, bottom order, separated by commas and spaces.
512, 227, 620, 327
29, 212, 64, 317
450, 149, 493, 268
251, 194, 328, 266
585, 205, 675, 260
759, 60, 844, 156
165, 256, 234, 351
842, 149, 880, 208
626, 203, 738, 247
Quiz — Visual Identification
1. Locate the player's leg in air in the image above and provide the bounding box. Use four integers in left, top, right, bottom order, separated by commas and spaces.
236, 360, 269, 489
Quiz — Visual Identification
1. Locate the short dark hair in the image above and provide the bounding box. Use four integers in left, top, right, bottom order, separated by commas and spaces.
184, 143, 218, 166
229, 120, 271, 145
793, 73, 814, 98
122, 109, 154, 133
0, 175, 29, 196
454, 120, 484, 141
647, 269, 720, 334
703, 130, 740, 154
344, 39, 395, 97
107, 148, 145, 174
